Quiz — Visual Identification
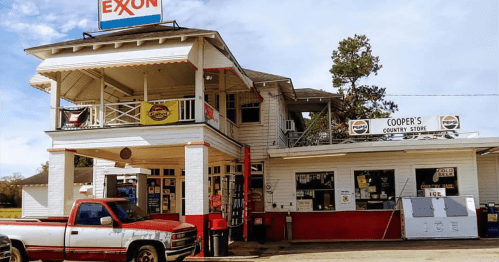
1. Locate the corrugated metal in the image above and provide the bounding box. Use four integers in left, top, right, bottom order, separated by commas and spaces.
37, 40, 196, 73
266, 151, 479, 212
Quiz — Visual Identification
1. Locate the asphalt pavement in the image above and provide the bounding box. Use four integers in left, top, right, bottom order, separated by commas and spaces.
185, 239, 499, 262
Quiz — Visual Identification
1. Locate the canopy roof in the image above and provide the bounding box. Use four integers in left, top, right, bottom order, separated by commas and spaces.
26, 24, 255, 103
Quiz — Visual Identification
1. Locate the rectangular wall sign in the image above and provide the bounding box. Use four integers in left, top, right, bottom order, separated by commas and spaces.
349, 115, 460, 136
99, 0, 163, 30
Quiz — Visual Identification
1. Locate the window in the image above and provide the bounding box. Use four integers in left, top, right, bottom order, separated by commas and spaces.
75, 203, 111, 226
213, 166, 221, 174
163, 169, 175, 176
241, 103, 260, 123
216, 95, 220, 111
235, 164, 243, 173
150, 169, 160, 176
416, 167, 458, 197
251, 163, 263, 173
296, 172, 335, 211
226, 94, 236, 123
354, 170, 395, 210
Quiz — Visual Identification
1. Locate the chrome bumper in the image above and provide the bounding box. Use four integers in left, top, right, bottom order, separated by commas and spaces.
165, 239, 200, 261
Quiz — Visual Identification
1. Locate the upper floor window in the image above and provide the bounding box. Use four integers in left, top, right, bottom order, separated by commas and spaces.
226, 94, 236, 123
241, 103, 260, 123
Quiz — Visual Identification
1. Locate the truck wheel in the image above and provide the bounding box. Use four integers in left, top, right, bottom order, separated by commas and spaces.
11, 246, 27, 262
132, 245, 159, 262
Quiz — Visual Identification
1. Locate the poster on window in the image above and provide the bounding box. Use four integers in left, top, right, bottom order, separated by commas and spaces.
297, 199, 313, 212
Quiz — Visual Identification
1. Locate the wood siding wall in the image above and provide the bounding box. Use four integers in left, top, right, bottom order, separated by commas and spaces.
265, 150, 479, 212
477, 154, 499, 205
22, 185, 89, 218
237, 86, 281, 161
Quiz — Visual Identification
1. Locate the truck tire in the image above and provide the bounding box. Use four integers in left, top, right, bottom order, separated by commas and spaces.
11, 246, 27, 262
132, 245, 159, 262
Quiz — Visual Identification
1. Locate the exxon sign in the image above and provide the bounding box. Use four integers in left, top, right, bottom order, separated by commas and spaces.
98, 0, 163, 30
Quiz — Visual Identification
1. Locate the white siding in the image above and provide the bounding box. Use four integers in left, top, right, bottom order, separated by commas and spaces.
49, 125, 204, 149
204, 127, 241, 159
238, 86, 280, 161
94, 159, 116, 198
22, 185, 89, 218
477, 154, 499, 205
266, 150, 479, 212
22, 186, 48, 218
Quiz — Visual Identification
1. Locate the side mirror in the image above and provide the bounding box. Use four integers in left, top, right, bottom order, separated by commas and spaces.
100, 216, 113, 226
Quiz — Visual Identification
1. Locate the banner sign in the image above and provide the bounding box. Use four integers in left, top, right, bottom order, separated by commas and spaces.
349, 115, 460, 136
99, 0, 163, 30
140, 101, 179, 125
204, 103, 220, 129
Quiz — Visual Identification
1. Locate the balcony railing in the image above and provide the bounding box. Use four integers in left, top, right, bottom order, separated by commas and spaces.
58, 98, 236, 138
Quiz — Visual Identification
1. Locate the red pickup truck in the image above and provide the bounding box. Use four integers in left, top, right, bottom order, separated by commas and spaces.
0, 198, 199, 262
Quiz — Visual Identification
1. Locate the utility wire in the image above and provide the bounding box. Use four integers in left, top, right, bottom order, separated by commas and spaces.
386, 94, 499, 97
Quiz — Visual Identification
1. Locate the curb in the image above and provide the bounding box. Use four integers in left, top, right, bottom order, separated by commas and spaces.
185, 256, 259, 261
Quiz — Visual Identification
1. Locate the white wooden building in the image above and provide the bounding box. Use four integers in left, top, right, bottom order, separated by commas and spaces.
23, 22, 499, 247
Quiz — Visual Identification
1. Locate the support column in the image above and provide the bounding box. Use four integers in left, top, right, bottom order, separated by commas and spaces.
195, 37, 206, 123
48, 149, 75, 216
50, 72, 62, 131
243, 146, 251, 241
328, 100, 332, 145
219, 71, 227, 134
100, 69, 105, 128
184, 142, 209, 257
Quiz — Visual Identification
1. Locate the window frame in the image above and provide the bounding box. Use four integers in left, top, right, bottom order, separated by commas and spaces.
353, 169, 396, 211
295, 171, 336, 212
415, 167, 459, 197
240, 102, 261, 124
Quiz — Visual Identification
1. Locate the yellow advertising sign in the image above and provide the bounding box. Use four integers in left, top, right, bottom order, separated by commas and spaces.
140, 101, 179, 125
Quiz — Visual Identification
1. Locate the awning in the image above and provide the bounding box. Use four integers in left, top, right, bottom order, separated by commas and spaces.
204, 43, 253, 89
37, 40, 198, 74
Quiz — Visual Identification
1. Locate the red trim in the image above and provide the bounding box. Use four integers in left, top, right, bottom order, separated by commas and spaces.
25, 246, 65, 261
149, 213, 180, 221
66, 247, 126, 261
47, 148, 77, 153
183, 141, 211, 147
243, 146, 252, 241
185, 214, 208, 257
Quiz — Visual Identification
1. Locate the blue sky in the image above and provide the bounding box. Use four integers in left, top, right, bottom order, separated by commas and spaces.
0, 0, 498, 178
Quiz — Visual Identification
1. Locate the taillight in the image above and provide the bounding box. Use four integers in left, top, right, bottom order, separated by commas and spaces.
172, 234, 177, 240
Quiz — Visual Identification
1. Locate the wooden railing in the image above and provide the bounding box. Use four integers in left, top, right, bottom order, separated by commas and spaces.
57, 98, 238, 139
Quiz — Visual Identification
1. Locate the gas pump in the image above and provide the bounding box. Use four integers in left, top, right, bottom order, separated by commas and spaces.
485, 202, 499, 238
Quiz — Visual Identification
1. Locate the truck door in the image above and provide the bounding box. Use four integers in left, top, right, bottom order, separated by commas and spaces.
65, 203, 125, 261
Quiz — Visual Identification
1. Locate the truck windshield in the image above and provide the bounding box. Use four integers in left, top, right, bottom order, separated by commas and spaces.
108, 201, 150, 223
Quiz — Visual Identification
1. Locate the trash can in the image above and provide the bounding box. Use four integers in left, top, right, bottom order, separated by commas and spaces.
210, 218, 228, 257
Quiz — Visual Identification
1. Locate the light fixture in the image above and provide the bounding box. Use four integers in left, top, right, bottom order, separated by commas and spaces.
282, 153, 346, 160
205, 75, 213, 81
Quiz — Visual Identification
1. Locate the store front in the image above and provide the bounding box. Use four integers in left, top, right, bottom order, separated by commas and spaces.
262, 138, 499, 241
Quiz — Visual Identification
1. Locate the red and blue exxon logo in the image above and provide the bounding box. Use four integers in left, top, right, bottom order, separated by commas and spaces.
98, 0, 163, 30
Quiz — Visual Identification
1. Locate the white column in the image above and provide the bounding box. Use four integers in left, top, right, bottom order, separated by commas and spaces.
48, 149, 75, 216
185, 142, 209, 215
144, 71, 148, 102
93, 159, 116, 199
100, 69, 105, 127
50, 72, 62, 130
219, 71, 227, 134
195, 37, 205, 123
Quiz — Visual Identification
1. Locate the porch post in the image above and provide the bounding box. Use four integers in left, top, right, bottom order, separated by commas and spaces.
48, 149, 75, 216
219, 71, 226, 134
144, 71, 148, 102
100, 69, 105, 127
195, 37, 206, 123
328, 100, 332, 145
184, 142, 209, 257
50, 72, 62, 131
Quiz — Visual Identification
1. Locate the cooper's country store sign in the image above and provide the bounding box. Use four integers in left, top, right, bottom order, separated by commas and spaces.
349, 115, 460, 136
99, 0, 163, 30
